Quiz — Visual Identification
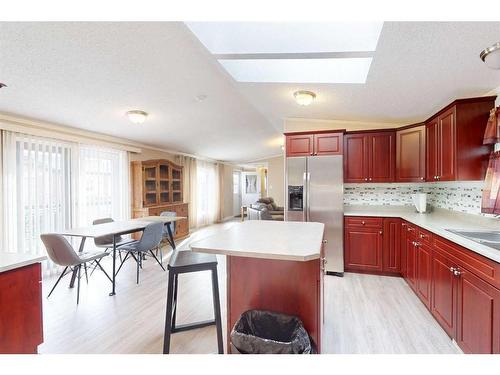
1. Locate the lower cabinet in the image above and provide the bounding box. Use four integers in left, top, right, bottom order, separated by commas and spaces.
431, 249, 457, 338
345, 215, 500, 354
415, 241, 432, 309
0, 263, 44, 354
456, 269, 500, 354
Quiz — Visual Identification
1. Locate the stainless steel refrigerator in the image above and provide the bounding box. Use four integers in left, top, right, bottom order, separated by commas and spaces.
285, 155, 344, 275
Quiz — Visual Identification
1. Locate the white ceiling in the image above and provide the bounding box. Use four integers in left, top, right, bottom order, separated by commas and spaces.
1, 22, 500, 162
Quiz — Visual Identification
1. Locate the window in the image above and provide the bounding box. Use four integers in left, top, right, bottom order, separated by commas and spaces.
1, 131, 130, 274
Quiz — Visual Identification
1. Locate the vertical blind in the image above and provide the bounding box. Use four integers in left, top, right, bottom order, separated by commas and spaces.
1, 131, 130, 275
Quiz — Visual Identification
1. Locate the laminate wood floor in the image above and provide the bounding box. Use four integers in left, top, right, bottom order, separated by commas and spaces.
39, 221, 460, 354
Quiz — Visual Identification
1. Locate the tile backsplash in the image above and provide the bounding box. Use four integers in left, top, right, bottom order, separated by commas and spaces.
344, 181, 485, 215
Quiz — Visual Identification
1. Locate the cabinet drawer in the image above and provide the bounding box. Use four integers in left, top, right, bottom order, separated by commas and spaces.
345, 216, 383, 229
434, 236, 500, 289
417, 228, 433, 247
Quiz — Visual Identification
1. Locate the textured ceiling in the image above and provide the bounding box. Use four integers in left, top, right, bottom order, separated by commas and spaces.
1, 22, 500, 162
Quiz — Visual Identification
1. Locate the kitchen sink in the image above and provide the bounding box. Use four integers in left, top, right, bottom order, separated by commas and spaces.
446, 229, 500, 250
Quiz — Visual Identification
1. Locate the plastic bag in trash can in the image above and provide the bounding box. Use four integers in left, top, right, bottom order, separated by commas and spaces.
230, 310, 312, 354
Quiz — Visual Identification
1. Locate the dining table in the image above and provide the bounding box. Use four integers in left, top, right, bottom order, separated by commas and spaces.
55, 216, 186, 296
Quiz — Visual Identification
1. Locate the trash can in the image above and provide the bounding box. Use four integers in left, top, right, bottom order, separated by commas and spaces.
230, 310, 312, 354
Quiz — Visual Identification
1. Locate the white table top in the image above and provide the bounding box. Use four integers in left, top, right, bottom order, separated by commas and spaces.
190, 220, 325, 261
0, 252, 47, 273
53, 216, 184, 238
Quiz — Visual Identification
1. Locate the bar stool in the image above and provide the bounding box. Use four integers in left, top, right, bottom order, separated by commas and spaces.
163, 249, 223, 354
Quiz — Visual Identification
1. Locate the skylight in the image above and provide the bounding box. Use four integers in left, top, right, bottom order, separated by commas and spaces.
186, 22, 383, 54
218, 58, 373, 83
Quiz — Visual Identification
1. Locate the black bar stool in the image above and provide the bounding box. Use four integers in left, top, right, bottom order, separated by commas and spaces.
163, 249, 224, 354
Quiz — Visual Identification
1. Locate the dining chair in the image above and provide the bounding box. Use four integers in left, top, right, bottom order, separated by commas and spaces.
41, 234, 112, 304
158, 211, 177, 260
115, 222, 164, 284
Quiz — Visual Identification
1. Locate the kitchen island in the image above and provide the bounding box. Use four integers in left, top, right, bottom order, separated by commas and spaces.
190, 220, 325, 353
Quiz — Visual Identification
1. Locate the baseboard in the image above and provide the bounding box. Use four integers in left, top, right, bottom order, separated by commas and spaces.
221, 216, 236, 222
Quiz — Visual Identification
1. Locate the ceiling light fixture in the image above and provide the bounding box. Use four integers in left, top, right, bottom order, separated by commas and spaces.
126, 110, 148, 124
0, 83, 7, 89
480, 42, 500, 69
294, 90, 316, 106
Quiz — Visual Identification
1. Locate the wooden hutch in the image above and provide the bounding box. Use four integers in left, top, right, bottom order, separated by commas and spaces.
131, 159, 189, 239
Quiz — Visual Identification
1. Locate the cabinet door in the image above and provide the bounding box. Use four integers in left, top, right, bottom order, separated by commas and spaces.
456, 269, 500, 354
400, 222, 408, 277
405, 227, 417, 291
396, 125, 426, 182
313, 132, 343, 156
286, 134, 314, 157
382, 218, 401, 273
438, 108, 456, 181
0, 264, 43, 354
431, 250, 457, 338
369, 132, 395, 182
344, 227, 383, 272
344, 134, 369, 182
143, 163, 159, 207
415, 242, 432, 309
426, 118, 439, 182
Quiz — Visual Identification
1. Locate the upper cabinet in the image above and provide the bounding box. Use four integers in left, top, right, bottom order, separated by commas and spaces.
285, 132, 343, 157
396, 124, 426, 182
425, 97, 495, 182
344, 131, 395, 183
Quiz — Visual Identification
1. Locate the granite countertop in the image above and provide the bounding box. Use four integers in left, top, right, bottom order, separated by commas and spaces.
190, 220, 325, 261
344, 205, 500, 263
0, 252, 47, 273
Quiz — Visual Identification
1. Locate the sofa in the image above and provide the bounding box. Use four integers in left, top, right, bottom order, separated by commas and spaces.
248, 197, 284, 221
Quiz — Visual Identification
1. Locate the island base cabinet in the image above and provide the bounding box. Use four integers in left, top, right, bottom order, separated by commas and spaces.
456, 270, 500, 354
226, 256, 321, 353
0, 263, 43, 354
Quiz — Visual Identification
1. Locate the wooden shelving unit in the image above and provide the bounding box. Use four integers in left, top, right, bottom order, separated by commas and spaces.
131, 159, 188, 239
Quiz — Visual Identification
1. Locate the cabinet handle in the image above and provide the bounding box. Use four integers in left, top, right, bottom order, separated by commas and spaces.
420, 177, 424, 180
379, 231, 383, 235
449, 267, 456, 273
361, 221, 366, 225
364, 178, 368, 181
437, 176, 440, 180
323, 239, 328, 244
369, 178, 372, 181
402, 223, 407, 227
453, 269, 461, 277
310, 152, 313, 156
419, 234, 428, 239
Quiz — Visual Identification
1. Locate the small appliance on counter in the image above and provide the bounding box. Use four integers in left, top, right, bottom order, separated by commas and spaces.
412, 193, 429, 213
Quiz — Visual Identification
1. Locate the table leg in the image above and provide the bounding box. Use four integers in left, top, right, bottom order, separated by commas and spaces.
69, 237, 86, 288
109, 234, 117, 296
166, 222, 176, 250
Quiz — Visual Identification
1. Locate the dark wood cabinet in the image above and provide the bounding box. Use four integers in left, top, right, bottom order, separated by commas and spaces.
344, 131, 395, 183
396, 124, 426, 182
415, 240, 433, 309
405, 225, 418, 291
344, 134, 368, 182
456, 268, 500, 354
344, 217, 383, 272
425, 97, 495, 182
285, 132, 342, 157
431, 248, 458, 338
426, 118, 439, 181
382, 218, 401, 273
0, 264, 43, 354
286, 134, 314, 157
314, 132, 343, 156
345, 215, 500, 354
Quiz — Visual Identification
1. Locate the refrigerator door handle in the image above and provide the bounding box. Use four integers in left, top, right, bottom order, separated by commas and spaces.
306, 172, 311, 221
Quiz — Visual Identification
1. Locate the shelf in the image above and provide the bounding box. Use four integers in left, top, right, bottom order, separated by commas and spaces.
145, 191, 157, 194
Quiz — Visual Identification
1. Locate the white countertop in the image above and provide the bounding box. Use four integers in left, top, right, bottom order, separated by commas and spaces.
0, 252, 47, 273
190, 220, 325, 261
344, 205, 500, 263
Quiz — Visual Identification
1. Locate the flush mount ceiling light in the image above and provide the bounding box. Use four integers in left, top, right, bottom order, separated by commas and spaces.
294, 91, 316, 106
480, 42, 500, 69
126, 110, 148, 124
